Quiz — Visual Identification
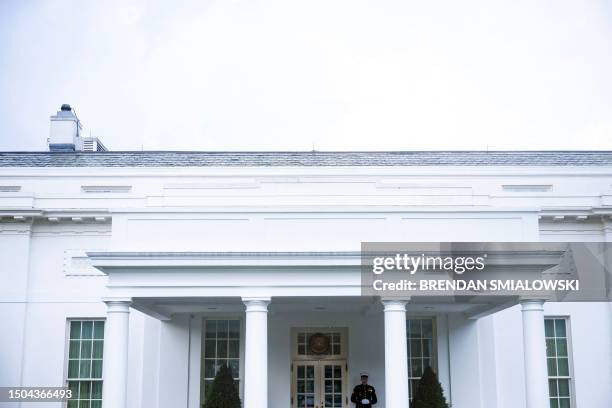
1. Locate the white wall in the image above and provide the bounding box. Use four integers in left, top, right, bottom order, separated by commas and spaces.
111, 211, 536, 253
489, 302, 612, 408
0, 225, 31, 402
158, 315, 192, 407
544, 302, 612, 408
447, 314, 483, 407
140, 314, 162, 408
0, 222, 113, 408
491, 305, 527, 408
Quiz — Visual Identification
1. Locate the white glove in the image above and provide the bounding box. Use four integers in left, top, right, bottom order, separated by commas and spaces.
361, 398, 370, 404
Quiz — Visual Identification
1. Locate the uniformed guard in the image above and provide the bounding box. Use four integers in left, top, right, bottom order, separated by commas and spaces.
350, 371, 378, 407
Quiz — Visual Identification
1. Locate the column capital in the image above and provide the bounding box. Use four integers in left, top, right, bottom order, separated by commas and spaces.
381, 298, 409, 312
102, 298, 132, 313
242, 297, 271, 312
519, 298, 546, 311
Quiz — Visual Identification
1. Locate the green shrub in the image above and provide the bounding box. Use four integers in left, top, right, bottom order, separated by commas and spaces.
411, 366, 449, 408
202, 364, 241, 408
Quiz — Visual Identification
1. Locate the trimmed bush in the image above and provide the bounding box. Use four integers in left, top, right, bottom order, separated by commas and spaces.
411, 366, 449, 408
203, 364, 241, 408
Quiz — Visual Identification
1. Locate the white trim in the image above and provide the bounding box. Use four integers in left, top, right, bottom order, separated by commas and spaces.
4, 165, 612, 178
87, 248, 566, 269
81, 186, 132, 193
64, 250, 106, 276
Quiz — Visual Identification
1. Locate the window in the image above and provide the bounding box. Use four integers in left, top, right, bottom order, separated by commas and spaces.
296, 331, 343, 357
292, 328, 348, 361
545, 318, 573, 408
66, 320, 104, 408
407, 318, 435, 399
203, 319, 241, 398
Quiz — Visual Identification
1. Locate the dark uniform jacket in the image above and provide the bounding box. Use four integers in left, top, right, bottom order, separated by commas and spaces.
350, 384, 378, 407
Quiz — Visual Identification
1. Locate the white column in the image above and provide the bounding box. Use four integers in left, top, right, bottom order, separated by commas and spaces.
521, 299, 549, 408
102, 299, 131, 408
242, 297, 270, 408
382, 299, 410, 408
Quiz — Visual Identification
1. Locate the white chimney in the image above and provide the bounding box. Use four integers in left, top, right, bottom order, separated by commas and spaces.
48, 104, 82, 151
48, 104, 107, 152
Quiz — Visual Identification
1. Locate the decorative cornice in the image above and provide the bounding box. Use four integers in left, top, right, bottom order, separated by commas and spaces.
0, 209, 111, 224
0, 223, 32, 234
539, 209, 612, 223
87, 248, 566, 272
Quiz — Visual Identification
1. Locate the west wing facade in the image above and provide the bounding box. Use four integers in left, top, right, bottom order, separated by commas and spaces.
1, 151, 611, 408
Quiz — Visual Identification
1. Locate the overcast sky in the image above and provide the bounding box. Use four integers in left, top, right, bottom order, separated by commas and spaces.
1, 0, 611, 151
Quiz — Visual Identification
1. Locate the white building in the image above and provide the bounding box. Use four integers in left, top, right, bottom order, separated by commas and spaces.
1, 113, 611, 408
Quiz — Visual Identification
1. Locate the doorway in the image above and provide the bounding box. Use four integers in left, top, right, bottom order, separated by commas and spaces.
290, 328, 349, 408
291, 360, 348, 408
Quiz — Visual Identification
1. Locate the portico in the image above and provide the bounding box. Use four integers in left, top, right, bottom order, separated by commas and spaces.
89, 250, 560, 408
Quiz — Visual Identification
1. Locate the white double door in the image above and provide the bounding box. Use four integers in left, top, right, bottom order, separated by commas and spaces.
292, 360, 348, 408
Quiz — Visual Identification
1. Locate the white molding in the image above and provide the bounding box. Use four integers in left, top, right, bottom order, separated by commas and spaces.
465, 298, 519, 319
0, 209, 41, 217
81, 185, 132, 193
87, 248, 566, 268
0, 210, 112, 223
110, 206, 540, 214
502, 184, 553, 192
0, 185, 21, 192
164, 179, 260, 190
64, 249, 106, 276
4, 165, 612, 177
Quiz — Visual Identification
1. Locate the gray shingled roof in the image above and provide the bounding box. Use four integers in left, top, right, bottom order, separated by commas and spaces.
1, 151, 612, 167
